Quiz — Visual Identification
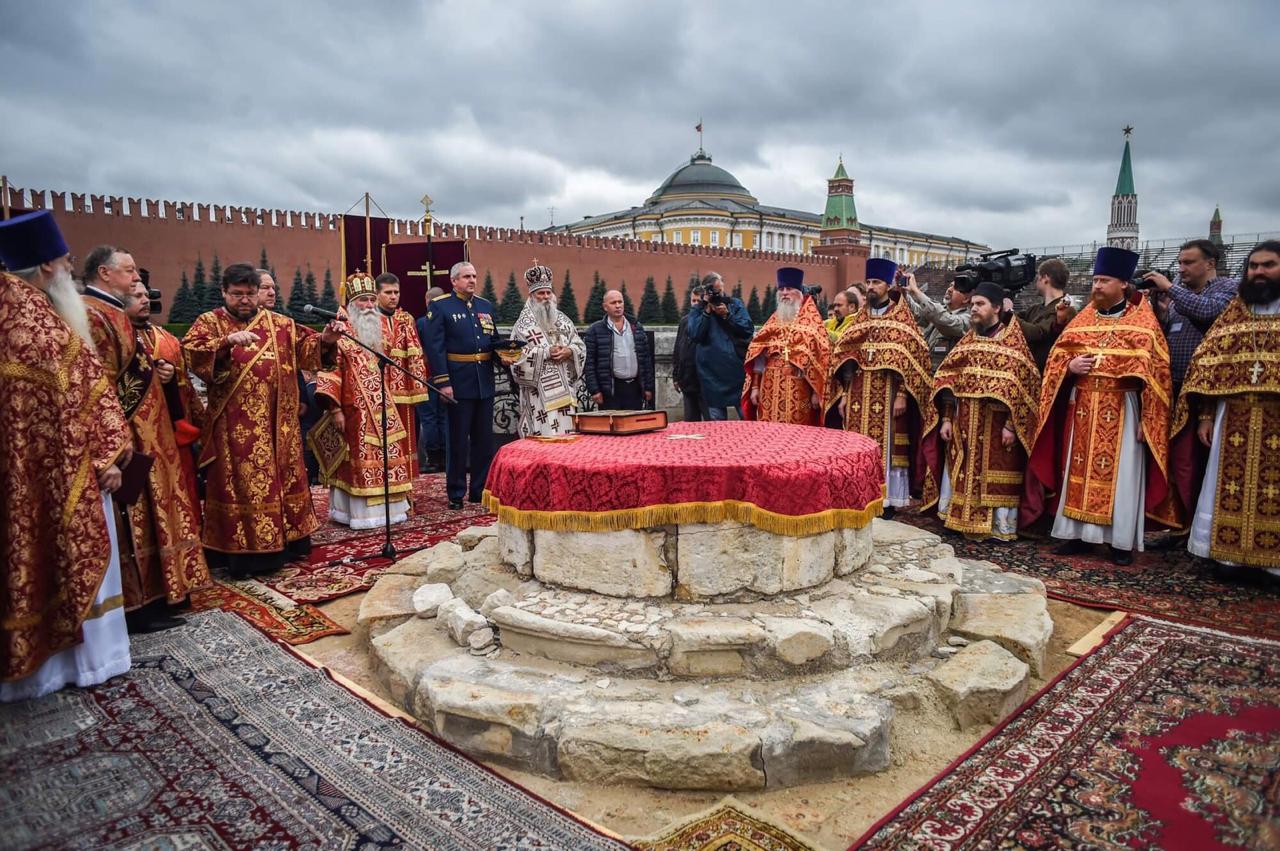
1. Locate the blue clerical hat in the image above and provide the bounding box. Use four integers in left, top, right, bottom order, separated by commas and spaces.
0, 210, 70, 272
865, 258, 898, 285
1093, 246, 1139, 281
776, 266, 805, 290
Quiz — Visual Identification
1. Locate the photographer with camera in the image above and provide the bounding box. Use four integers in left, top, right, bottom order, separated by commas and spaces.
1004, 258, 1077, 370
1138, 239, 1238, 397
902, 271, 970, 370
686, 272, 754, 420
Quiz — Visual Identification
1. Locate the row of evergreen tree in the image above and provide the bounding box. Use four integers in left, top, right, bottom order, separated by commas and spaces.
163, 249, 810, 326
166, 248, 341, 324
479, 269, 783, 327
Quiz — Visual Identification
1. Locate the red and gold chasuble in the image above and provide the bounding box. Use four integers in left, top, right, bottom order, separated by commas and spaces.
740, 297, 830, 425
1171, 297, 1280, 567
138, 324, 205, 511
384, 308, 428, 476
1023, 295, 1176, 529
1, 274, 129, 681
314, 337, 415, 503
183, 307, 329, 554
825, 293, 938, 500
928, 319, 1041, 536
84, 295, 209, 608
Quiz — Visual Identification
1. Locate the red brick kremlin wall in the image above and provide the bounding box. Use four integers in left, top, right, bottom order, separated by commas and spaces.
8, 187, 850, 321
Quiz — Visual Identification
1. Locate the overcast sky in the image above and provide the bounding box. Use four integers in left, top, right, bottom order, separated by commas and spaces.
2, 0, 1275, 250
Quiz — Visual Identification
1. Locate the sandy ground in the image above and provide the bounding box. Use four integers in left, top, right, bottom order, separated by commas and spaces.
300, 593, 1110, 848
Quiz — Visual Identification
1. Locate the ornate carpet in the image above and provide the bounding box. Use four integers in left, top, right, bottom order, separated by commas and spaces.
188, 578, 345, 645
635, 797, 816, 850
899, 513, 1280, 640
268, 474, 493, 605
851, 616, 1280, 850
0, 610, 628, 851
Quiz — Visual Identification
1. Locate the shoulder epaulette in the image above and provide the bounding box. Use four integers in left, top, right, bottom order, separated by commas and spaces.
431, 293, 451, 302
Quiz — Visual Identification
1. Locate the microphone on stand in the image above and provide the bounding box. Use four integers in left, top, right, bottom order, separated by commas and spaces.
303, 303, 342, 321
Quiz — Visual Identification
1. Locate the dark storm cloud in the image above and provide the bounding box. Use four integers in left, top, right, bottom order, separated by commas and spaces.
0, 0, 1274, 247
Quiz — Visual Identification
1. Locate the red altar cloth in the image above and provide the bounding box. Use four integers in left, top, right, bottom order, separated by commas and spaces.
483, 421, 884, 535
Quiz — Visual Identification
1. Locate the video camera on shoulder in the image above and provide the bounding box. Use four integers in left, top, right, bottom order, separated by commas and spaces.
952, 249, 1037, 297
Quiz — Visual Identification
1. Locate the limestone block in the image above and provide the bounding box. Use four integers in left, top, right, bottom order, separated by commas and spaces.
558, 722, 764, 790
462, 535, 503, 568
369, 617, 459, 710
480, 588, 516, 618
455, 524, 498, 551
950, 592, 1053, 676
874, 578, 959, 632
928, 640, 1030, 729
872, 517, 941, 546
959, 560, 1047, 595
451, 563, 524, 610
834, 525, 874, 576
757, 616, 835, 666
356, 574, 421, 631
490, 606, 659, 670
668, 617, 767, 676
421, 541, 467, 584
532, 529, 671, 597
422, 672, 556, 772
675, 523, 835, 598
925, 555, 966, 585
438, 597, 488, 645
811, 592, 937, 661
468, 627, 496, 650
498, 523, 533, 576
412, 583, 453, 618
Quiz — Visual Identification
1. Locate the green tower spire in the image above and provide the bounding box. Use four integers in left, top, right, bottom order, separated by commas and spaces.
1114, 137, 1136, 196
823, 156, 858, 229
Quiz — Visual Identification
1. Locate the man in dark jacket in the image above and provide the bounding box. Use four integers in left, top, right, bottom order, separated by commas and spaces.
584, 289, 655, 409
673, 285, 706, 421
686, 272, 753, 419
1009, 257, 1077, 370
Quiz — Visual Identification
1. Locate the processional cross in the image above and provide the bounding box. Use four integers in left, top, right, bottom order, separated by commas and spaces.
406, 193, 450, 284
1251, 361, 1265, 384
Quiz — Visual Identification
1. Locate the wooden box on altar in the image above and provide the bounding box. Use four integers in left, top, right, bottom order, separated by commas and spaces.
572, 409, 668, 435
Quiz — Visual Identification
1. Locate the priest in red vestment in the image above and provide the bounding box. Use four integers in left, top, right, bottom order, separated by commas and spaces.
1, 211, 133, 699
741, 267, 830, 426
82, 245, 209, 630
315, 273, 414, 528
376, 273, 429, 479
183, 263, 343, 576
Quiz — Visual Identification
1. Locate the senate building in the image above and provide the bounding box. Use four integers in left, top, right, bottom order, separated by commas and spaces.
555, 147, 989, 267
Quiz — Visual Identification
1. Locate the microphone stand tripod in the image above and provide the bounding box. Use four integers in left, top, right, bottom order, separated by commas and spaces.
326, 327, 445, 563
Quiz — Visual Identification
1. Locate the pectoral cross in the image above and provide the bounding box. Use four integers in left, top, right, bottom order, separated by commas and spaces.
1251, 361, 1264, 384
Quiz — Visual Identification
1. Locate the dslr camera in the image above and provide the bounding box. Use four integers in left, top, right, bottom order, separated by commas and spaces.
704, 290, 727, 307
952, 249, 1038, 297
1130, 269, 1171, 290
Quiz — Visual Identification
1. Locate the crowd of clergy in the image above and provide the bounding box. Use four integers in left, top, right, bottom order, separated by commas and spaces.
2, 204, 1277, 705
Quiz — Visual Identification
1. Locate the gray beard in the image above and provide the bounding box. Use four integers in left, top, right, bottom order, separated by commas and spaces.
774, 298, 800, 325
351, 307, 384, 352
530, 295, 559, 337
48, 267, 94, 346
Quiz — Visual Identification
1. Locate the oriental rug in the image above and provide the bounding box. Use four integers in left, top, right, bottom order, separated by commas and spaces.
188, 578, 346, 645
0, 610, 629, 851
850, 616, 1280, 851
635, 797, 816, 850
264, 474, 493, 605
898, 513, 1280, 640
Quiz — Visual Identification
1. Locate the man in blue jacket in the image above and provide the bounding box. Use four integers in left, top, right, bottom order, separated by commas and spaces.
583, 290, 654, 409
422, 262, 497, 510
686, 272, 754, 420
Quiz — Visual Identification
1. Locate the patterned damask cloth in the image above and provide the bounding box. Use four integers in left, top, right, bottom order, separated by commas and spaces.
0, 611, 628, 851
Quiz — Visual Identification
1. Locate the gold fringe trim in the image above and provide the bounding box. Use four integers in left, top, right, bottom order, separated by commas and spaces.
481, 492, 882, 536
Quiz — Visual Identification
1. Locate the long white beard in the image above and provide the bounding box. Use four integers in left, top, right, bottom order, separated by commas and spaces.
530, 294, 559, 337
774, 297, 800, 325
351, 306, 384, 352
48, 267, 94, 346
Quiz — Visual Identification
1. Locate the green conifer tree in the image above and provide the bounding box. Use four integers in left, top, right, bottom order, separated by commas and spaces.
584, 271, 607, 324
747, 287, 763, 324
557, 269, 580, 324
732, 280, 743, 301
498, 272, 523, 324
621, 281, 634, 317
303, 267, 319, 309
191, 256, 207, 310
638, 276, 662, 324
480, 270, 499, 304
286, 267, 307, 319
259, 246, 269, 271
169, 270, 196, 323
762, 285, 777, 318
320, 267, 338, 312
660, 275, 680, 324
270, 265, 285, 313
683, 273, 698, 317
205, 254, 224, 310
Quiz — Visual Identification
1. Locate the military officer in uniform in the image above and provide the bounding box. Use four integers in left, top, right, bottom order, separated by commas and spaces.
423, 261, 498, 509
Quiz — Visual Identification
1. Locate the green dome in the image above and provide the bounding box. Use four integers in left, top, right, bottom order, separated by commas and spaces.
646, 150, 757, 205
